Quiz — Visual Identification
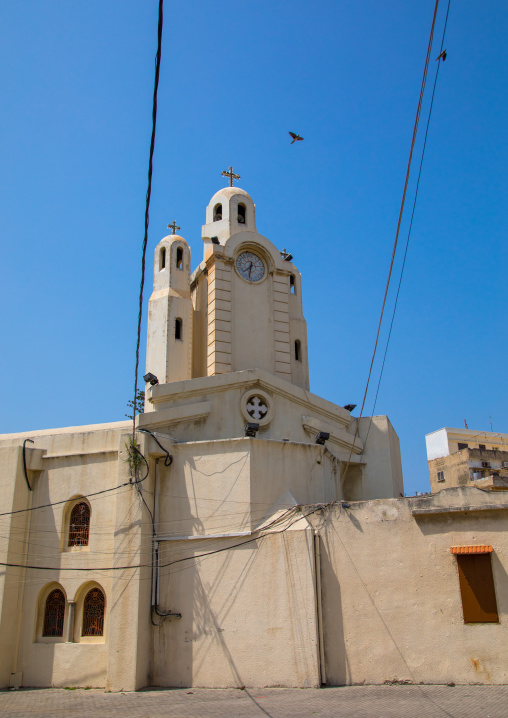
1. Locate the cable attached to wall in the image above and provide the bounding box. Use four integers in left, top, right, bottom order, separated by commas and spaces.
22, 439, 34, 491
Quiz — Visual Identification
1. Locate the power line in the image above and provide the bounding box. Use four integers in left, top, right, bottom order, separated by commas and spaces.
132, 0, 164, 438
335, 0, 442, 500
364, 0, 452, 441
0, 483, 132, 519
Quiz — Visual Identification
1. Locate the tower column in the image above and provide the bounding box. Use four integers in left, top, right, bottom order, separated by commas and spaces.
272, 270, 292, 382
206, 248, 233, 376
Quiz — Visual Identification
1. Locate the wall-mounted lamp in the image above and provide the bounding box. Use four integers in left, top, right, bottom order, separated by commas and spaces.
315, 431, 330, 445
211, 236, 220, 245
341, 502, 350, 509
143, 372, 159, 386
245, 422, 259, 437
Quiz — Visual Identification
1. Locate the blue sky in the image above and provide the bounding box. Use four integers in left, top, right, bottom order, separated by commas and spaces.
0, 1, 506, 495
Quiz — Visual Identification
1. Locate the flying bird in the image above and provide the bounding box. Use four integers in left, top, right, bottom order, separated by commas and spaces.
435, 49, 447, 62
289, 132, 304, 144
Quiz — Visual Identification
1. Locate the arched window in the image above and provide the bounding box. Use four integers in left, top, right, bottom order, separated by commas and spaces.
160, 247, 166, 270
237, 203, 246, 224
213, 203, 222, 222
82, 588, 105, 637
43, 589, 65, 637
68, 502, 90, 547
176, 246, 183, 269
175, 318, 182, 341
290, 275, 295, 294
295, 340, 301, 362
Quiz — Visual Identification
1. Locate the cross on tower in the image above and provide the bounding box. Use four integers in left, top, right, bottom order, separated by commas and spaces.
221, 166, 240, 187
167, 221, 180, 235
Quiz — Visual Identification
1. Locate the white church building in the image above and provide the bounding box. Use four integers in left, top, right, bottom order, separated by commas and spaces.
1, 180, 507, 691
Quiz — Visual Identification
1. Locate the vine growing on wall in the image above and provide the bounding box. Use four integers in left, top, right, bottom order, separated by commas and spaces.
124, 437, 143, 476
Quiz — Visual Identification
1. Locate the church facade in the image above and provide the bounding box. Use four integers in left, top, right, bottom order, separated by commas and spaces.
1, 181, 507, 690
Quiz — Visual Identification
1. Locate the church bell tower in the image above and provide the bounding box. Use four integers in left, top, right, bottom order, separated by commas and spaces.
146, 170, 309, 393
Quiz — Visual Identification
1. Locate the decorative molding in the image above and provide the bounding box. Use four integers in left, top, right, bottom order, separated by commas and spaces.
138, 401, 211, 430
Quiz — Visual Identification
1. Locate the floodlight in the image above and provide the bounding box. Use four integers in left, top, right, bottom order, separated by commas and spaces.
315, 431, 330, 445
211, 236, 220, 245
245, 422, 259, 437
344, 404, 357, 412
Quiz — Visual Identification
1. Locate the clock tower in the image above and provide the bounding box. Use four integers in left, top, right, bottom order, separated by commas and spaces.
146, 175, 309, 391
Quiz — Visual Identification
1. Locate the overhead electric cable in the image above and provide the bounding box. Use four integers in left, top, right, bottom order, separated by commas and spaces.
334, 0, 442, 500
356, 0, 440, 425
0, 483, 132, 518
0, 506, 308, 573
364, 0, 452, 442
132, 0, 164, 439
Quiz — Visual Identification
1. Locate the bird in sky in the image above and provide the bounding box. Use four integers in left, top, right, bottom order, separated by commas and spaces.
289, 132, 304, 144
436, 49, 447, 62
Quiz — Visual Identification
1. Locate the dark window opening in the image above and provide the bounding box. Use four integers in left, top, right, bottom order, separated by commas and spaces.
290, 275, 296, 294
295, 340, 301, 362
82, 588, 105, 637
176, 246, 183, 270
68, 502, 90, 547
456, 553, 498, 623
479, 444, 486, 450
437, 471, 445, 482
175, 318, 182, 341
43, 589, 65, 637
213, 203, 222, 222
160, 247, 166, 270
238, 203, 246, 224
458, 442, 468, 451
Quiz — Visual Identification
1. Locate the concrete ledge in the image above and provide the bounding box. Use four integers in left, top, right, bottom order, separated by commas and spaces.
412, 503, 508, 516
138, 401, 211, 429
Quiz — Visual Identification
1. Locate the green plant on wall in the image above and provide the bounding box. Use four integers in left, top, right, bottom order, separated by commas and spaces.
125, 389, 145, 420
125, 436, 143, 476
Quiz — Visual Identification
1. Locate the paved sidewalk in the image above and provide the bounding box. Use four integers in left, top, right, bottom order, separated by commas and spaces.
1, 684, 507, 718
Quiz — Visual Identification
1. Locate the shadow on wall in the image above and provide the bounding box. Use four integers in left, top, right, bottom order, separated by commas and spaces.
318, 533, 349, 685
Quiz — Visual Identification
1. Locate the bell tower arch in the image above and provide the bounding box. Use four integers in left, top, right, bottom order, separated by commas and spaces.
145, 232, 192, 401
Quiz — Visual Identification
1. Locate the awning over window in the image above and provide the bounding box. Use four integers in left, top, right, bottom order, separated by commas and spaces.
450, 545, 493, 554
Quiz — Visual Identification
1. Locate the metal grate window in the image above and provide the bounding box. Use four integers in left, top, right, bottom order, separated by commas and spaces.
82, 588, 105, 636
43, 589, 65, 637
68, 502, 90, 547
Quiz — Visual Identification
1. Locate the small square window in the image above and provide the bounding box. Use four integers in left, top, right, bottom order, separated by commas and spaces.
479, 444, 486, 450
458, 442, 468, 451
437, 471, 445, 482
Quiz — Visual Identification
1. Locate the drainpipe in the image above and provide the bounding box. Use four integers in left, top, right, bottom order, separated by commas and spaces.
314, 531, 326, 685
152, 459, 160, 608
11, 465, 33, 685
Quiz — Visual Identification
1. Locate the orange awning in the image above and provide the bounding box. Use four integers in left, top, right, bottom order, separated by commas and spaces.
450, 545, 493, 554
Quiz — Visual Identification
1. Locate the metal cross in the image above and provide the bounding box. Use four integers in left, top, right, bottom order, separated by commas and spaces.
167, 221, 180, 235
221, 166, 240, 187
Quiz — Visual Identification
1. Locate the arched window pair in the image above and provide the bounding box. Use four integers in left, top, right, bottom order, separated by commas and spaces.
213, 203, 246, 223
159, 247, 183, 270
42, 587, 105, 638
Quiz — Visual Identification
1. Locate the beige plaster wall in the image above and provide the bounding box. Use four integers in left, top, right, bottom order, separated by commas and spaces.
0, 423, 153, 691
151, 528, 320, 688
313, 487, 508, 686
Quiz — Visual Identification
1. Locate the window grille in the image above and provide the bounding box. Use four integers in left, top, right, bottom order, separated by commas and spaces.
82, 588, 105, 636
43, 589, 65, 637
68, 502, 90, 546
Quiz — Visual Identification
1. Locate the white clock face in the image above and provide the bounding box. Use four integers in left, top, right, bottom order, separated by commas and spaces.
235, 251, 265, 282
